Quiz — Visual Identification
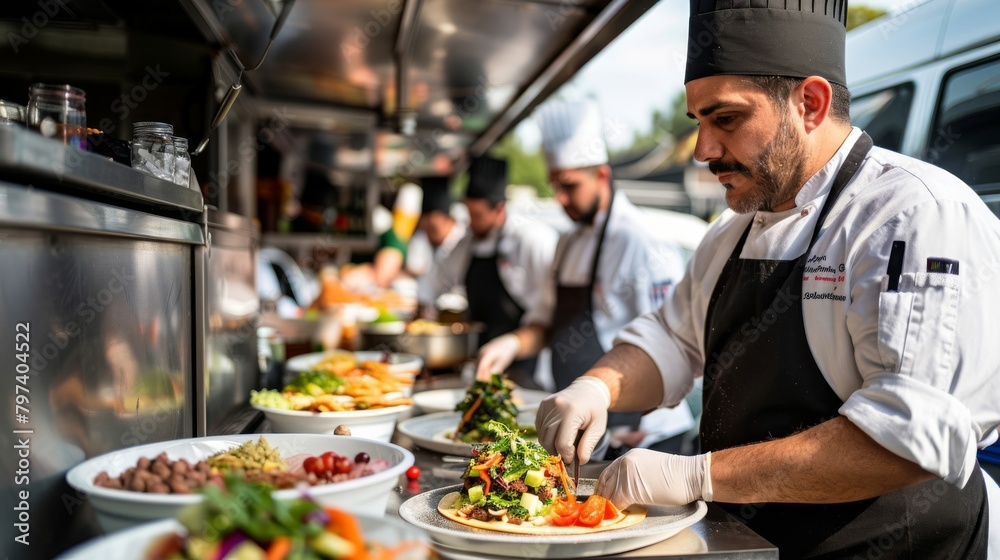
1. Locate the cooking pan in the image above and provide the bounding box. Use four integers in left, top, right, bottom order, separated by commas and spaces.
357, 321, 484, 370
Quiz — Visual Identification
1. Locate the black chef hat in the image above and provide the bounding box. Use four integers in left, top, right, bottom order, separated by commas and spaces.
421, 176, 453, 215
685, 0, 849, 87
465, 155, 508, 204
300, 168, 335, 207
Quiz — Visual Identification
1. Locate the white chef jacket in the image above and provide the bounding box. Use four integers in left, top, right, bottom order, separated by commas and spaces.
617, 128, 1000, 553
457, 214, 559, 325
414, 222, 468, 308
530, 191, 687, 351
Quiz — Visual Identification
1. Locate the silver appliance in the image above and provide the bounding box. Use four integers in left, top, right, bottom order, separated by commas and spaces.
0, 126, 205, 558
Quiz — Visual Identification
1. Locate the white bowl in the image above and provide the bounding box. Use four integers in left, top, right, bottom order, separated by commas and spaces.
56, 510, 431, 559
254, 403, 412, 442
65, 434, 414, 532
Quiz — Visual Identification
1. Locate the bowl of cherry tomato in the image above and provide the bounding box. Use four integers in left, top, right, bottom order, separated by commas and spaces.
66, 434, 415, 530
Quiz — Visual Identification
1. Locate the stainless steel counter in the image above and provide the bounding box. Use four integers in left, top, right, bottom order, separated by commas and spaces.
362, 374, 778, 558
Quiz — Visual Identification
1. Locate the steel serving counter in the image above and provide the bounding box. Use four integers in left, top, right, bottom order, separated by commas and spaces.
0, 126, 241, 558
253, 374, 780, 559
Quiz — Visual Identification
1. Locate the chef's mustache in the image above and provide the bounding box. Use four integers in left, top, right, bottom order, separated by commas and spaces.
708, 160, 752, 177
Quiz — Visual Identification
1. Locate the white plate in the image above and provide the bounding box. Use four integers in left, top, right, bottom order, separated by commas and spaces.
253, 403, 412, 442
396, 411, 537, 456
412, 387, 551, 414
399, 480, 707, 559
56, 511, 431, 559
65, 434, 414, 532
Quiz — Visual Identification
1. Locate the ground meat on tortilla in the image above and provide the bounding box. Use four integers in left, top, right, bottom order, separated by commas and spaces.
508, 479, 529, 494
469, 506, 490, 522
538, 486, 552, 502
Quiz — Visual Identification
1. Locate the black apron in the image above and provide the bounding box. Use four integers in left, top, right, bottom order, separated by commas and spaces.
549, 195, 641, 429
465, 228, 539, 389
702, 133, 989, 559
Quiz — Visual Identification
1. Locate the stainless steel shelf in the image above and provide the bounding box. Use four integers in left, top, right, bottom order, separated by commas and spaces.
0, 182, 205, 244
0, 126, 203, 214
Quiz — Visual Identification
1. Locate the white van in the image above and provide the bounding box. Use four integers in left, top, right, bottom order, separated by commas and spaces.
848, 0, 1000, 472
846, 0, 1000, 216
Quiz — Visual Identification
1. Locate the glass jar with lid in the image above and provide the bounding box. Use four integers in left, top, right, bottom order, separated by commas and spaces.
26, 84, 87, 148
172, 136, 191, 187
131, 122, 175, 181
0, 100, 26, 127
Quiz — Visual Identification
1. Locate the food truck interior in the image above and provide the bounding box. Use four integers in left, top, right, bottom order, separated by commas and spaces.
0, 0, 659, 556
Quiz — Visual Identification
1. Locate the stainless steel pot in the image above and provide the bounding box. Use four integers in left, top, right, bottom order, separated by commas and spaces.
357, 321, 484, 370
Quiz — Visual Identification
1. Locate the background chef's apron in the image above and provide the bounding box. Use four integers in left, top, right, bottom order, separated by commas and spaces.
549, 194, 641, 429
465, 230, 539, 389
701, 133, 988, 559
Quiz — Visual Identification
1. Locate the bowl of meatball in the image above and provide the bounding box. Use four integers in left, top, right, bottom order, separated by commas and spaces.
65, 433, 414, 532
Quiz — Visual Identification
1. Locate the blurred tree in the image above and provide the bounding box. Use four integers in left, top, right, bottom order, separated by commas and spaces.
847, 5, 887, 30
665, 91, 695, 139
485, 132, 553, 196
613, 90, 696, 157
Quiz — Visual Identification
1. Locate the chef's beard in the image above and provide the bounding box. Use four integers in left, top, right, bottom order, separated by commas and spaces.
572, 195, 602, 225
709, 114, 808, 214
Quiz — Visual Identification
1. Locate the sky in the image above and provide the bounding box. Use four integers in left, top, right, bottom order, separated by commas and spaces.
517, 0, 925, 151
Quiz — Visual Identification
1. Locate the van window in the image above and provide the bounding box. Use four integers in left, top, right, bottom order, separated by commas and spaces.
927, 57, 1000, 215
850, 83, 914, 152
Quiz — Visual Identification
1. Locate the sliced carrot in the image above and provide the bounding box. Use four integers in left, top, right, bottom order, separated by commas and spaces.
456, 396, 483, 435
266, 536, 292, 560
326, 507, 368, 560
479, 467, 492, 495
555, 459, 573, 496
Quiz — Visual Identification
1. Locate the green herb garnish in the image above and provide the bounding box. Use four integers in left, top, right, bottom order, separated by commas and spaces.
282, 370, 345, 396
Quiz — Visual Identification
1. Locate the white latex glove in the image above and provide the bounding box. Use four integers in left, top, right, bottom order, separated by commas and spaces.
595, 449, 713, 509
476, 333, 520, 380
535, 376, 610, 464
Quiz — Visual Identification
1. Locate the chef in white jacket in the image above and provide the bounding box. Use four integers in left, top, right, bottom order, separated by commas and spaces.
478, 99, 686, 431
452, 155, 558, 389
536, 0, 1000, 557
413, 175, 467, 313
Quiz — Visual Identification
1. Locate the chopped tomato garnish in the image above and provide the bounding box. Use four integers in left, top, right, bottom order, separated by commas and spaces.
603, 498, 619, 520
552, 494, 578, 516
551, 508, 581, 526
577, 495, 607, 527
551, 494, 582, 526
